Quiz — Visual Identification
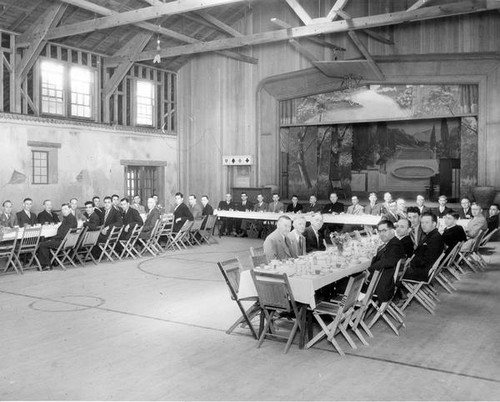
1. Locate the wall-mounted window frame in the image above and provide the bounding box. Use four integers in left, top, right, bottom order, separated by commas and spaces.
28, 141, 60, 185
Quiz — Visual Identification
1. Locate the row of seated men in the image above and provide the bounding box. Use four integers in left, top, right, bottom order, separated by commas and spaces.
262, 203, 496, 305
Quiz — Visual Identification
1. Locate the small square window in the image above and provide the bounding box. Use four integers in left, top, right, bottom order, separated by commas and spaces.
32, 151, 49, 184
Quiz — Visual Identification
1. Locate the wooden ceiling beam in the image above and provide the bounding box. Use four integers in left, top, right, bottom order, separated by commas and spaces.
45, 0, 246, 40
131, 0, 498, 62
15, 3, 68, 81
363, 28, 394, 45
326, 0, 351, 22
197, 11, 243, 37
270, 18, 345, 51
284, 0, 313, 25
288, 38, 318, 64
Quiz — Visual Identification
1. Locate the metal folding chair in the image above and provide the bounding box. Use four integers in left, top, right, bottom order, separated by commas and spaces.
199, 215, 218, 244
97, 226, 123, 263
251, 270, 302, 353
50, 228, 82, 270
74, 229, 101, 266
217, 258, 259, 339
119, 225, 143, 259
400, 252, 446, 315
15, 226, 42, 272
0, 229, 20, 274
306, 272, 367, 357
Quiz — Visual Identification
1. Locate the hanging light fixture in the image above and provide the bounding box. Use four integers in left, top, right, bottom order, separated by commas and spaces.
153, 26, 161, 64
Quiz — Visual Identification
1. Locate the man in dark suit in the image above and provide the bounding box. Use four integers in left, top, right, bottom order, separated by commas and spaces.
120, 197, 143, 239
322, 192, 344, 215
383, 201, 400, 224
173, 192, 193, 233
92, 196, 104, 225
37, 200, 60, 225
303, 195, 322, 213
286, 195, 303, 213
487, 204, 500, 232
395, 218, 414, 258
403, 212, 445, 281
38, 203, 77, 270
112, 194, 123, 214
16, 198, 37, 227
415, 195, 431, 215
263, 215, 293, 261
368, 220, 406, 302
201, 195, 214, 216
364, 192, 382, 216
432, 195, 453, 219
235, 192, 253, 237
0, 200, 18, 228
304, 213, 326, 253
442, 212, 467, 255
458, 197, 472, 219
139, 198, 161, 240
217, 193, 237, 236
83, 201, 101, 231
98, 196, 123, 242
267, 193, 284, 213
406, 206, 424, 249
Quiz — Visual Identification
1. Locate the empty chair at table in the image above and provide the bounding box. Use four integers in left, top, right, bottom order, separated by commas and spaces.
38, 203, 77, 270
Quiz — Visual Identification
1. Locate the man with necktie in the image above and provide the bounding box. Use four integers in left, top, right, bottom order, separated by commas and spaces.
263, 215, 293, 261
287, 215, 306, 258
442, 212, 467, 255
286, 195, 303, 213
16, 198, 37, 227
0, 200, 18, 228
304, 195, 322, 213
406, 206, 423, 249
217, 193, 236, 236
304, 213, 326, 253
267, 193, 284, 213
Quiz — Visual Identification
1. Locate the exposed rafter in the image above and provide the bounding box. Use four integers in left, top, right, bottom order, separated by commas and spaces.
347, 31, 384, 80
15, 3, 68, 81
197, 11, 243, 37
48, 0, 256, 65
284, 0, 313, 25
288, 39, 318, 64
127, 0, 499, 62
326, 0, 351, 22
408, 0, 432, 12
45, 0, 246, 40
363, 28, 394, 45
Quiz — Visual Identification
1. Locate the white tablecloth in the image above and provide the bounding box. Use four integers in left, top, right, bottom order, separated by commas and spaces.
239, 260, 370, 309
216, 210, 380, 226
1, 224, 60, 241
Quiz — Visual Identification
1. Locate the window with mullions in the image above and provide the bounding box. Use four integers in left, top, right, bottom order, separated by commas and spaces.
136, 80, 155, 126
41, 60, 64, 115
32, 151, 49, 184
70, 66, 93, 118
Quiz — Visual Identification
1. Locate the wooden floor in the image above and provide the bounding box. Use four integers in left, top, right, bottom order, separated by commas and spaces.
1, 237, 500, 400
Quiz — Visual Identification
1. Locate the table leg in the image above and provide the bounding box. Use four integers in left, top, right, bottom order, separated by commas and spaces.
298, 304, 308, 349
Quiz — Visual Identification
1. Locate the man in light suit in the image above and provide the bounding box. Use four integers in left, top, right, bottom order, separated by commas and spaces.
70, 198, 86, 222
0, 200, 18, 228
188, 194, 203, 220
16, 198, 37, 227
267, 193, 284, 213
287, 215, 306, 258
139, 198, 161, 240
416, 195, 431, 215
462, 203, 488, 251
346, 196, 364, 215
458, 197, 472, 219
263, 215, 292, 261
253, 194, 268, 212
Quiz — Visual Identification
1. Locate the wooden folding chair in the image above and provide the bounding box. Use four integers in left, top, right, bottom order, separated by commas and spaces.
186, 219, 204, 246
251, 270, 302, 353
50, 228, 82, 270
250, 246, 265, 257
138, 219, 162, 256
217, 258, 259, 339
165, 220, 193, 251
457, 230, 487, 273
479, 228, 498, 248
347, 269, 382, 345
119, 225, 143, 259
199, 215, 218, 244
152, 218, 173, 253
400, 252, 446, 315
0, 229, 20, 274
97, 226, 123, 263
74, 229, 101, 266
306, 272, 367, 357
250, 254, 268, 269
15, 226, 42, 272
366, 259, 406, 336
434, 242, 464, 293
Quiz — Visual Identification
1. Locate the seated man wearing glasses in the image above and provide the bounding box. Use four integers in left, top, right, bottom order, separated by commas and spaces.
38, 203, 77, 271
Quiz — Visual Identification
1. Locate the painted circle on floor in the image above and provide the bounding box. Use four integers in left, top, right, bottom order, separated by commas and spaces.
28, 295, 106, 312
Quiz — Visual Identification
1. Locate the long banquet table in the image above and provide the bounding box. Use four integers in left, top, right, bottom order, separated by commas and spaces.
216, 210, 381, 225
1, 224, 60, 241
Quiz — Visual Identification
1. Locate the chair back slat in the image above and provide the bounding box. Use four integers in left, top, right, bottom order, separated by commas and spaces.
18, 227, 42, 250
249, 246, 264, 257
342, 272, 367, 312
480, 228, 498, 247
106, 226, 122, 242
63, 228, 83, 249
190, 219, 203, 232
203, 215, 217, 231
393, 258, 406, 282
472, 229, 487, 252
427, 252, 446, 281
251, 254, 268, 269
179, 220, 193, 233
361, 270, 382, 306
217, 258, 243, 299
250, 271, 295, 312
